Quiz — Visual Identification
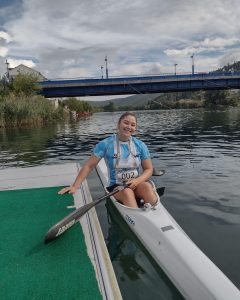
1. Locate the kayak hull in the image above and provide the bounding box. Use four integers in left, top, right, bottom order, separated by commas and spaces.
96, 159, 240, 300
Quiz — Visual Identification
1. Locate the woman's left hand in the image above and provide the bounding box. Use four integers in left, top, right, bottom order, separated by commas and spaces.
127, 178, 141, 190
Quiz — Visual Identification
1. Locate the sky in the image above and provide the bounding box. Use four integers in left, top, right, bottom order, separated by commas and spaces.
0, 0, 240, 85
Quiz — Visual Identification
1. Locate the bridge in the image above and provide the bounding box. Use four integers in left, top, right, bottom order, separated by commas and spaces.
39, 72, 240, 98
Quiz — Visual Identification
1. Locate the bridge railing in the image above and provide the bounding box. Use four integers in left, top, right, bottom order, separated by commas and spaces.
40, 71, 240, 86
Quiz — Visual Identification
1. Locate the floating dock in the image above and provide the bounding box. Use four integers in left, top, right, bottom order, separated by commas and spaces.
0, 163, 122, 300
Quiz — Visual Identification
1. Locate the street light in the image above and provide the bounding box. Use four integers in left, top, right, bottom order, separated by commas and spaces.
190, 54, 194, 75
174, 63, 178, 75
100, 66, 104, 79
5, 59, 10, 78
105, 55, 109, 79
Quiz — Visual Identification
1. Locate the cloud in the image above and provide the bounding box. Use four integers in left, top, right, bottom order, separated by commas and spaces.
201, 37, 239, 48
165, 37, 240, 58
1, 0, 240, 78
0, 31, 12, 57
0, 47, 8, 57
0, 31, 12, 43
7, 58, 36, 69
111, 62, 164, 76
220, 50, 240, 67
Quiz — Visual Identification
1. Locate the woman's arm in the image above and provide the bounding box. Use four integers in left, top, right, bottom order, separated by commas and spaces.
58, 155, 101, 194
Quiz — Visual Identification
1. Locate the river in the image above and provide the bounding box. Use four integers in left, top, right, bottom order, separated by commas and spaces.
1, 108, 240, 299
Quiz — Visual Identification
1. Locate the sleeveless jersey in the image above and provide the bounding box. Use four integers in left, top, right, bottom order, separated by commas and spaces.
93, 134, 150, 186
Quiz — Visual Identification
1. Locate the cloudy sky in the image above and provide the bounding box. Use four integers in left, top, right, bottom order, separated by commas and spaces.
0, 0, 240, 81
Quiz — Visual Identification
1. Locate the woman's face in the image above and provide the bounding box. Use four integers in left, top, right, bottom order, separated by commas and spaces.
118, 115, 137, 140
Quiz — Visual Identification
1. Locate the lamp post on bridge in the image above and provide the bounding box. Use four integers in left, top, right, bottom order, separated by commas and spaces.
5, 59, 10, 79
174, 63, 178, 75
190, 54, 194, 75
105, 56, 109, 79
100, 66, 104, 79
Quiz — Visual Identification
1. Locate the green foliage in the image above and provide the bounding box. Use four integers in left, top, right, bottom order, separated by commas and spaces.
147, 92, 203, 110
203, 90, 228, 107
0, 77, 95, 128
215, 61, 240, 73
0, 101, 4, 127
103, 101, 116, 112
0, 94, 63, 127
9, 73, 42, 97
62, 97, 93, 112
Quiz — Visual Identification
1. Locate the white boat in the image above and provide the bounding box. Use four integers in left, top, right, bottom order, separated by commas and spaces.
96, 159, 240, 300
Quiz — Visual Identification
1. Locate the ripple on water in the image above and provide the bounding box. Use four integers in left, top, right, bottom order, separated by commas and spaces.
1, 109, 240, 293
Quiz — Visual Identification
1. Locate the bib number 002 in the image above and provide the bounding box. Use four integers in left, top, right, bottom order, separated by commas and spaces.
117, 170, 138, 181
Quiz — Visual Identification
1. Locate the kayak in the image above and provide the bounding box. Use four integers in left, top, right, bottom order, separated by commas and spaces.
96, 158, 240, 300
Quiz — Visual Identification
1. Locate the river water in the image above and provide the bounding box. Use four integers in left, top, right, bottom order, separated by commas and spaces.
1, 108, 240, 299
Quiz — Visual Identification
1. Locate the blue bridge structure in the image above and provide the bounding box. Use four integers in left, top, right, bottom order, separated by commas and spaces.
39, 72, 240, 98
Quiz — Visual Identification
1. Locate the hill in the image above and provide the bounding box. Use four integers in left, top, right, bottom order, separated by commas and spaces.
88, 93, 162, 109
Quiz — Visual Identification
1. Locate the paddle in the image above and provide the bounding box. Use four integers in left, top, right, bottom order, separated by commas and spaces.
153, 168, 165, 176
44, 168, 166, 244
44, 186, 125, 244
156, 186, 165, 197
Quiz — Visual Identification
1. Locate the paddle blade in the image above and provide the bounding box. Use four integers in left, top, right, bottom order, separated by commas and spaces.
156, 186, 165, 197
153, 168, 165, 176
44, 186, 125, 244
44, 199, 105, 244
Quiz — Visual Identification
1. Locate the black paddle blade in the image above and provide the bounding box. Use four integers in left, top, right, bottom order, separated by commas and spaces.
156, 186, 165, 197
44, 186, 125, 244
44, 202, 94, 244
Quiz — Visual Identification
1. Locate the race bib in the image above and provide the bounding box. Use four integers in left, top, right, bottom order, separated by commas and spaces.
117, 169, 139, 182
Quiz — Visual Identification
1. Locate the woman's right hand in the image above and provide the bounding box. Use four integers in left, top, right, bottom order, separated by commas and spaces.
58, 186, 77, 195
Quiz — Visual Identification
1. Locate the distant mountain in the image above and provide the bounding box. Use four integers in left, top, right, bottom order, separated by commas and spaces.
88, 93, 162, 108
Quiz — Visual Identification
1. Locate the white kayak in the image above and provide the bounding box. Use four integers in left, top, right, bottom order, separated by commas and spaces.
96, 159, 240, 300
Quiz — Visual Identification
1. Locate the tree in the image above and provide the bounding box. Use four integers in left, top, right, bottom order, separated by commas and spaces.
9, 73, 42, 96
62, 98, 93, 112
204, 90, 228, 107
103, 101, 115, 112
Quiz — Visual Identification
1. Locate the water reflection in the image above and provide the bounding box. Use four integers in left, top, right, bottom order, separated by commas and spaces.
0, 125, 60, 168
1, 108, 240, 168
1, 108, 240, 292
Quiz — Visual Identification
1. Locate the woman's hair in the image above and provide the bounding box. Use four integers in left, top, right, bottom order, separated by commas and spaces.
118, 112, 137, 126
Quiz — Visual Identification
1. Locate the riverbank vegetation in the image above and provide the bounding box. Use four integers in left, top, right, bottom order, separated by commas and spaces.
0, 94, 65, 128
60, 98, 95, 117
0, 74, 95, 128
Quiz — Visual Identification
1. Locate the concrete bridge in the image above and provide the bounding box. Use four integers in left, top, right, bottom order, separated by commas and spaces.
39, 72, 240, 98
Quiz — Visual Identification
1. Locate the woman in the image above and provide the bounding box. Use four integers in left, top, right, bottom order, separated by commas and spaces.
58, 112, 157, 208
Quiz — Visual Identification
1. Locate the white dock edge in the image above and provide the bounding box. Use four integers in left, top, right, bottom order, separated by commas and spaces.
0, 163, 122, 300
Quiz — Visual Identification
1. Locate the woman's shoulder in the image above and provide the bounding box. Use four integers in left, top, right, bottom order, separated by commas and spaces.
132, 136, 149, 150
132, 136, 150, 158
97, 134, 115, 146
93, 134, 115, 156
132, 136, 147, 146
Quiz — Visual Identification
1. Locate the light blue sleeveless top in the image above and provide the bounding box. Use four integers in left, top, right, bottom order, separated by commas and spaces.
93, 134, 150, 186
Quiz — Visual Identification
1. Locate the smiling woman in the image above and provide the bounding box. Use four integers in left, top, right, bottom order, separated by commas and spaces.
58, 112, 158, 208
